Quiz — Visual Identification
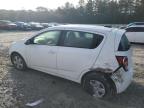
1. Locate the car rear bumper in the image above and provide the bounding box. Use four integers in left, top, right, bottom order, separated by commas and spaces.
111, 68, 133, 93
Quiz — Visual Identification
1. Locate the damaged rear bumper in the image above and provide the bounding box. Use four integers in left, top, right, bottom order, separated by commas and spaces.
111, 68, 133, 93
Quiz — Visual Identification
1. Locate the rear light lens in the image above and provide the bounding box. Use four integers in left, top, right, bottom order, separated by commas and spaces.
116, 56, 128, 71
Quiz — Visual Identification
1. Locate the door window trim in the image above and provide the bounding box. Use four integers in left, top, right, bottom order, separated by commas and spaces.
28, 30, 63, 46
59, 30, 104, 49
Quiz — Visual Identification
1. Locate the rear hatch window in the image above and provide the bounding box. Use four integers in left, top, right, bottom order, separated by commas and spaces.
118, 34, 131, 51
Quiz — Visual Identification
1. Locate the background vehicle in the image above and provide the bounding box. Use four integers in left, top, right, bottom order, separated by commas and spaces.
48, 22, 60, 27
125, 25, 144, 43
40, 23, 51, 28
0, 20, 17, 30
29, 22, 44, 30
127, 22, 144, 27
9, 25, 133, 98
15, 22, 31, 30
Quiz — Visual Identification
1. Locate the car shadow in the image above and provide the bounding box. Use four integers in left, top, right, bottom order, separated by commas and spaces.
106, 81, 144, 108
6, 67, 144, 108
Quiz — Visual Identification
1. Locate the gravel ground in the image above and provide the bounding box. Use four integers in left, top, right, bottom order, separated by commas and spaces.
0, 31, 144, 108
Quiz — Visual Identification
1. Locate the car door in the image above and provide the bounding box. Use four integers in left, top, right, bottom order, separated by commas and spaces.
126, 26, 144, 43
133, 27, 144, 43
26, 30, 61, 72
125, 27, 136, 43
57, 30, 104, 79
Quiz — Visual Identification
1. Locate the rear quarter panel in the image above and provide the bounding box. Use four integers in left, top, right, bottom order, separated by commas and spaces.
77, 31, 115, 82
91, 29, 121, 73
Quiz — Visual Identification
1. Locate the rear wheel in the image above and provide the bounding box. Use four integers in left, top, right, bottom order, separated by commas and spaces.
82, 73, 112, 98
11, 53, 27, 70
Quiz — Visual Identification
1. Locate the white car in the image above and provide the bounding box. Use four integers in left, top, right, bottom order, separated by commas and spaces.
127, 22, 144, 27
125, 25, 144, 43
9, 25, 133, 98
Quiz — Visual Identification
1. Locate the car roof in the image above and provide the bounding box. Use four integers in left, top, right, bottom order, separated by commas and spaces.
30, 24, 125, 41
48, 24, 114, 34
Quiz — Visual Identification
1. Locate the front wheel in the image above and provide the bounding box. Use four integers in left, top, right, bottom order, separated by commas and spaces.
11, 53, 27, 70
82, 73, 112, 98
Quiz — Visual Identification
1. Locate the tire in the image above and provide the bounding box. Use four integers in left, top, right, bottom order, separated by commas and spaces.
11, 53, 27, 71
82, 73, 112, 98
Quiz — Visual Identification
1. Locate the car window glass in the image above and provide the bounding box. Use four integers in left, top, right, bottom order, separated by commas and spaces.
136, 23, 144, 25
33, 31, 61, 46
126, 27, 144, 32
118, 34, 130, 51
63, 31, 103, 49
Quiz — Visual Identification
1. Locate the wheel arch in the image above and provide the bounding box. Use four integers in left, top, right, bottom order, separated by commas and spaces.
10, 51, 27, 65
81, 70, 117, 94
10, 51, 22, 59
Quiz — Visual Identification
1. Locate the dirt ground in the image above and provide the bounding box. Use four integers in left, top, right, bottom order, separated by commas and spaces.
0, 31, 144, 108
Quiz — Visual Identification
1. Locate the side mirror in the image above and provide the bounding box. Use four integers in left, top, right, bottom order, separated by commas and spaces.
25, 39, 33, 45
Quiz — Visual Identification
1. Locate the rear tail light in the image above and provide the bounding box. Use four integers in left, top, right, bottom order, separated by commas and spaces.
116, 56, 128, 71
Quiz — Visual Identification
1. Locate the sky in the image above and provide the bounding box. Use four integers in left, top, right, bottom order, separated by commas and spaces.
0, 0, 79, 10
